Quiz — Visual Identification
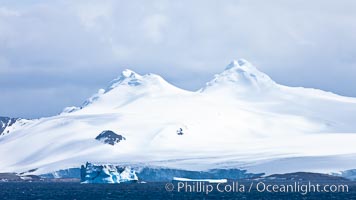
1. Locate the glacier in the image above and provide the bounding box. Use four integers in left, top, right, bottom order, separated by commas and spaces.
39, 165, 264, 182
1, 59, 356, 180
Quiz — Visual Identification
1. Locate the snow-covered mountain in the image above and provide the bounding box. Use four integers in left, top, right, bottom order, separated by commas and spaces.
1, 59, 356, 178
0, 117, 26, 136
0, 117, 17, 135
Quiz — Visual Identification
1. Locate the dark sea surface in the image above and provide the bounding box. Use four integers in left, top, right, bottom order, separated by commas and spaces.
0, 182, 355, 200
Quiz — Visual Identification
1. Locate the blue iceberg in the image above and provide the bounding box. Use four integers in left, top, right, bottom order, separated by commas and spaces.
81, 162, 138, 184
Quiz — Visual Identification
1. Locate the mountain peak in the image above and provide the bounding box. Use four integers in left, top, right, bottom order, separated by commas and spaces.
225, 59, 250, 70
225, 60, 239, 70
107, 69, 143, 90
121, 69, 140, 78
201, 59, 276, 93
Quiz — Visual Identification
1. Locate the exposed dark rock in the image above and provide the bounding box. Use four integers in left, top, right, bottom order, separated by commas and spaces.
0, 173, 22, 181
0, 116, 18, 135
19, 168, 38, 175
0, 173, 42, 182
95, 130, 126, 145
176, 128, 184, 135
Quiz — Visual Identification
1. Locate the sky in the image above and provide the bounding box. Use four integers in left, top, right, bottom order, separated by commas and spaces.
0, 0, 356, 118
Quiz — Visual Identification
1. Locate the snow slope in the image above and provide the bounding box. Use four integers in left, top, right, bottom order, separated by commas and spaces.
0, 117, 28, 136
1, 59, 356, 176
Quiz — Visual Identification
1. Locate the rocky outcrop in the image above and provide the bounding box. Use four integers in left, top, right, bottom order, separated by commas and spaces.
0, 173, 42, 182
95, 130, 126, 145
0, 116, 18, 135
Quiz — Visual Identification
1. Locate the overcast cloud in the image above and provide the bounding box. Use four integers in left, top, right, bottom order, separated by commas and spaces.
0, 0, 356, 118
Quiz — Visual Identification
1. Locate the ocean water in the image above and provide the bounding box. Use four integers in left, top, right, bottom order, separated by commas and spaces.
0, 182, 355, 200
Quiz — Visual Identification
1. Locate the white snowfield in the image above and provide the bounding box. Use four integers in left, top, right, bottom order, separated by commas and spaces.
1, 59, 356, 176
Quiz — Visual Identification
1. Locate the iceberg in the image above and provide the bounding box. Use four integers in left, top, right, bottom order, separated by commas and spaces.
81, 162, 138, 184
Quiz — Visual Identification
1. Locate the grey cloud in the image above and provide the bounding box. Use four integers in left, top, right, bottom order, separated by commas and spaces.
0, 0, 356, 118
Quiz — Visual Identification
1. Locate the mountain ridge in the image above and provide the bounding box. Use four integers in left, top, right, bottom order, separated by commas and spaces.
1, 60, 356, 177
